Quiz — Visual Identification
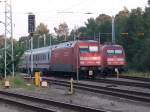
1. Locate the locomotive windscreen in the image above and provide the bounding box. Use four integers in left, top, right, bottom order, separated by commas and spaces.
107, 49, 123, 55
79, 46, 98, 53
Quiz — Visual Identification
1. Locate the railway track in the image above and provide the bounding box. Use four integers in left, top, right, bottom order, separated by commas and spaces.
44, 78, 150, 104
0, 90, 106, 112
23, 73, 150, 89
90, 77, 150, 89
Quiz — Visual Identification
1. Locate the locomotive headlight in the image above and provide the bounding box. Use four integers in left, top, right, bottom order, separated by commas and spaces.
80, 57, 101, 61
96, 61, 101, 64
108, 62, 112, 65
107, 58, 114, 61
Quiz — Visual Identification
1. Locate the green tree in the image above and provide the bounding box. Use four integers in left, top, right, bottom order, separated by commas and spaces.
35, 23, 49, 35
125, 8, 144, 67
0, 40, 24, 77
0, 35, 4, 48
54, 22, 69, 42
83, 14, 112, 42
35, 23, 49, 48
115, 7, 129, 43
85, 18, 98, 34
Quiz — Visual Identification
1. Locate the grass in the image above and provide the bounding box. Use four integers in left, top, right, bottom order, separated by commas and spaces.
124, 71, 150, 78
0, 75, 36, 90
11, 75, 26, 88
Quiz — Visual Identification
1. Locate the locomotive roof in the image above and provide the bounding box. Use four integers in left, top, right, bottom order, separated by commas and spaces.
52, 40, 98, 49
101, 44, 123, 49
25, 40, 98, 54
104, 44, 122, 47
25, 46, 51, 54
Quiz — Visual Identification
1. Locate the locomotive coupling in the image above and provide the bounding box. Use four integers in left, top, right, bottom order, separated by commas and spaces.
68, 77, 75, 95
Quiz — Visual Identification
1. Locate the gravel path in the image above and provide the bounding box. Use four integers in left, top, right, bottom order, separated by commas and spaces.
1, 83, 150, 112
0, 102, 33, 112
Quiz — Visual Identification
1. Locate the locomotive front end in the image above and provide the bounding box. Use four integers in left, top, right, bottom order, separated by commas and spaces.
102, 44, 126, 74
78, 41, 101, 78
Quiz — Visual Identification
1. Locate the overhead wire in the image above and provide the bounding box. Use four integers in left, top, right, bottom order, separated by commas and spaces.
60, 0, 91, 12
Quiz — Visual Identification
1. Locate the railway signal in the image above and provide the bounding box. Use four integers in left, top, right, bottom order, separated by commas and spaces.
28, 13, 36, 76
28, 14, 35, 33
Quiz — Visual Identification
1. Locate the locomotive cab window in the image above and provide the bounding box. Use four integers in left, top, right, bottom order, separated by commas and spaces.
89, 46, 98, 52
79, 46, 98, 53
107, 49, 123, 55
107, 50, 114, 55
115, 50, 123, 55
79, 46, 89, 53
79, 48, 89, 53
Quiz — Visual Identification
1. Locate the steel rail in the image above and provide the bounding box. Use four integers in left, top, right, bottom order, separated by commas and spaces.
45, 78, 150, 104
91, 78, 150, 89
0, 90, 106, 112
0, 97, 56, 112
119, 75, 150, 82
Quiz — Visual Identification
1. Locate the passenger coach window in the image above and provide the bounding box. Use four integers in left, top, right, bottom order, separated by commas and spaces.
48, 53, 49, 60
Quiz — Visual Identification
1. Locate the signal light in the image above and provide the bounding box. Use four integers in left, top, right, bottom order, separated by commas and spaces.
28, 14, 35, 33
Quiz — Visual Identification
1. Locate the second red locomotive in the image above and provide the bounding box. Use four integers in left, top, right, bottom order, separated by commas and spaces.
99, 43, 126, 75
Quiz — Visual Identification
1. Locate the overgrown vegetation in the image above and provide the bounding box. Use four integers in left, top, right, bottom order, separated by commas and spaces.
0, 41, 24, 76
124, 71, 150, 78
0, 75, 36, 90
11, 75, 26, 88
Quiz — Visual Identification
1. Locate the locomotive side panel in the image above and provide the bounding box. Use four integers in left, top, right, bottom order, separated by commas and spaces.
51, 47, 74, 72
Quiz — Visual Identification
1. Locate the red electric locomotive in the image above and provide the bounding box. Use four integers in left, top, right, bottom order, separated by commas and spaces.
99, 43, 126, 75
20, 40, 101, 78
51, 40, 101, 78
